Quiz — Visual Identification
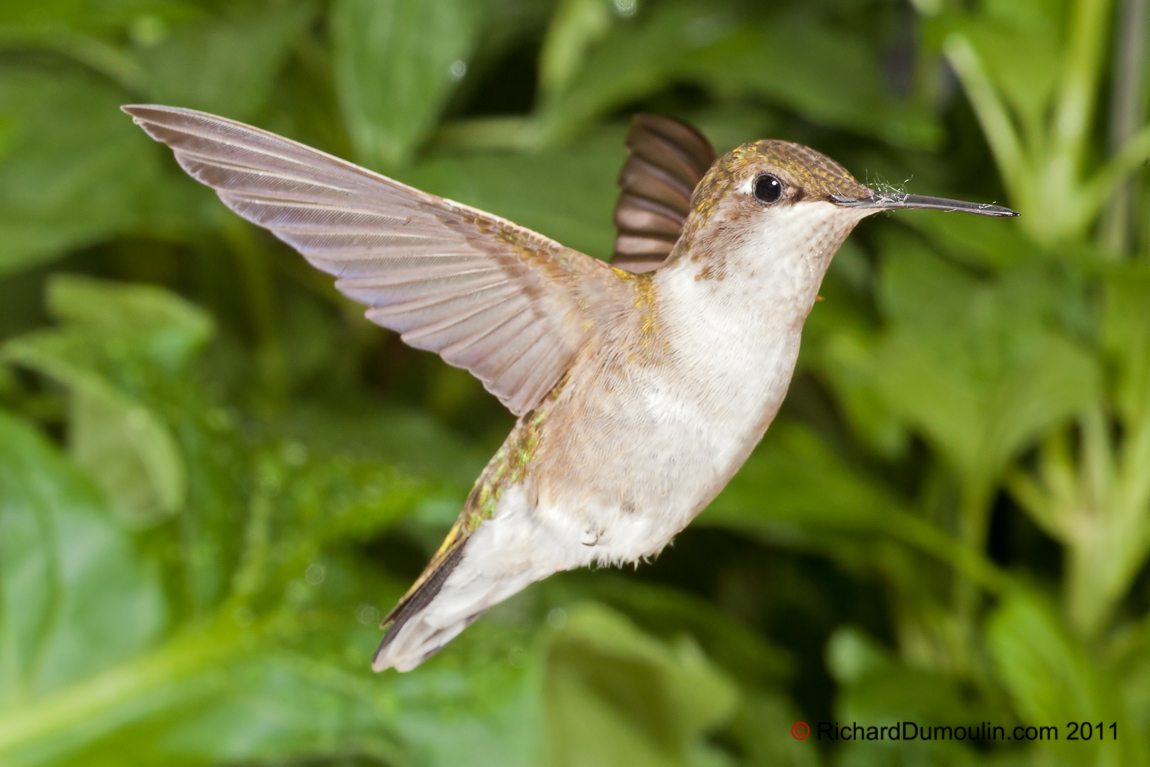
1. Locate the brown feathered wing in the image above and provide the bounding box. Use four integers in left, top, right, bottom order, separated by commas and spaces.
124, 104, 621, 416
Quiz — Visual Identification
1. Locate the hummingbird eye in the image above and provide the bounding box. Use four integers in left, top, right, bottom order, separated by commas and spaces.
753, 174, 784, 205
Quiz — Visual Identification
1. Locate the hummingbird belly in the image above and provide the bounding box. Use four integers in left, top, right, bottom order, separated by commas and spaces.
523, 311, 804, 566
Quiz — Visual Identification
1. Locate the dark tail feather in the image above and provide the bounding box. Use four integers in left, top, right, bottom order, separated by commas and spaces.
372, 543, 467, 671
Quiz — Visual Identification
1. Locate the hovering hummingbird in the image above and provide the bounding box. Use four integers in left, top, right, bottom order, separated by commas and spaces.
124, 106, 1016, 671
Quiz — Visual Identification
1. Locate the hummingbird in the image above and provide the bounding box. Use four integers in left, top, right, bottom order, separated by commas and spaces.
124, 106, 1017, 672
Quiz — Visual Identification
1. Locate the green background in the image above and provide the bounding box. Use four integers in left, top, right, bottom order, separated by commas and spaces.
1, 0, 1149, 764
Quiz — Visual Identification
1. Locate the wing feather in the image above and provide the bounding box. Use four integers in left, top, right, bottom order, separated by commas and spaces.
125, 104, 624, 415
415, 303, 534, 355
611, 114, 717, 273
336, 271, 509, 306
363, 282, 522, 331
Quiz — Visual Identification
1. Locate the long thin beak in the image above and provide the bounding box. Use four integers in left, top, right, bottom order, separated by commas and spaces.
831, 191, 1018, 217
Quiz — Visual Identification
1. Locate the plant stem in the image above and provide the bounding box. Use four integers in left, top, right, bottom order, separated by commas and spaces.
1051, 0, 1113, 180
887, 510, 1009, 595
1084, 125, 1150, 235
1099, 0, 1149, 256
954, 481, 994, 671
943, 35, 1027, 212
229, 453, 279, 604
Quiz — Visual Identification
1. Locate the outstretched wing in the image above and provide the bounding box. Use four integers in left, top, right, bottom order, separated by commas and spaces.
611, 114, 717, 273
125, 105, 621, 416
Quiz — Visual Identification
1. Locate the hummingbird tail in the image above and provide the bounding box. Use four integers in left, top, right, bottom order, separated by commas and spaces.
371, 536, 551, 672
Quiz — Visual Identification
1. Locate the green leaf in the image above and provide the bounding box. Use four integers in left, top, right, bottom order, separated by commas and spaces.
725, 690, 818, 767
817, 327, 910, 460
902, 213, 1039, 272
389, 617, 546, 767
0, 613, 543, 767
3, 277, 213, 526
543, 602, 739, 767
803, 245, 910, 459
0, 595, 744, 766
538, 0, 614, 101
4, 333, 189, 529
1101, 265, 1150, 427
699, 419, 1008, 600
829, 625, 996, 767
69, 376, 186, 528
686, 13, 941, 149
987, 589, 1144, 766
871, 237, 1100, 494
834, 731, 983, 767
944, 13, 1061, 146
0, 0, 203, 39
0, 69, 171, 275
826, 627, 893, 686
0, 411, 166, 703
133, 3, 315, 122
280, 397, 487, 492
46, 275, 213, 374
538, 2, 719, 138
544, 3, 940, 148
703, 420, 905, 541
540, 573, 793, 689
837, 661, 985, 727
330, 0, 483, 170
86, 652, 406, 766
1113, 618, 1150, 753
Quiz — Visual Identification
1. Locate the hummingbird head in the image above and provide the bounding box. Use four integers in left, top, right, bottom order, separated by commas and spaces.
670, 139, 1016, 285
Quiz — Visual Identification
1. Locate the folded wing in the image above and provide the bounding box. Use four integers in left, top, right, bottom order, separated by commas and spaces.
125, 105, 621, 415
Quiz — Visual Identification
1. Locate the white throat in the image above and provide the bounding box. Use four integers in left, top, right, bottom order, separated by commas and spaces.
659, 201, 862, 338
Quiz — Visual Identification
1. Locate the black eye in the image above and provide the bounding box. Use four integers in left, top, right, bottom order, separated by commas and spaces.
753, 174, 784, 205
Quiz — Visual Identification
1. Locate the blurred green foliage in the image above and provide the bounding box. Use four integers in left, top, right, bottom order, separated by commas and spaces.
0, 0, 1149, 765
